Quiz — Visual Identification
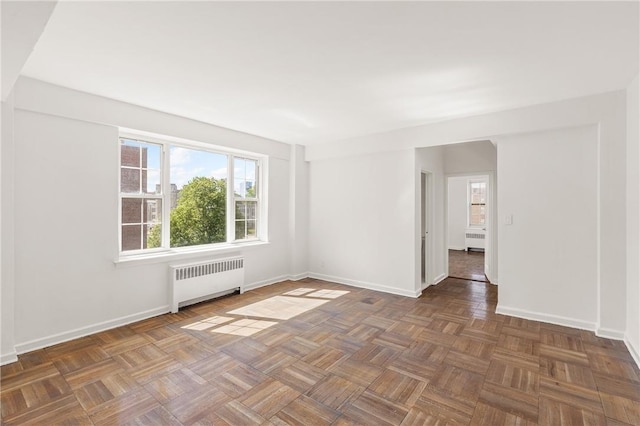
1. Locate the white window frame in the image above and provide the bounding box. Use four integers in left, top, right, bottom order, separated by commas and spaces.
231, 157, 260, 242
467, 179, 487, 229
118, 132, 266, 258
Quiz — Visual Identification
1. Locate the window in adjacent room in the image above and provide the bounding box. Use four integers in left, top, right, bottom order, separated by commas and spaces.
468, 180, 487, 227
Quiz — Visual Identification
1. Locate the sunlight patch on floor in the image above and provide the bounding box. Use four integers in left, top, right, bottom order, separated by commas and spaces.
211, 319, 278, 336
180, 315, 234, 331
179, 288, 349, 335
307, 289, 350, 299
283, 288, 316, 296
227, 295, 329, 320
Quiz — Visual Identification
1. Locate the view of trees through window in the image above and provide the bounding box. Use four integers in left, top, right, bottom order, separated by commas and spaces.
120, 139, 259, 252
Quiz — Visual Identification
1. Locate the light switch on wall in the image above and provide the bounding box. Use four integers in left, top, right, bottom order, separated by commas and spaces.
504, 214, 513, 225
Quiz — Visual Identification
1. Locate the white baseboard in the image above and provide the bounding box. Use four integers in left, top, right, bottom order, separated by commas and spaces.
596, 327, 626, 340
11, 273, 306, 358
308, 272, 421, 298
12, 273, 298, 357
289, 272, 310, 281
14, 305, 170, 356
1, 351, 18, 366
433, 273, 447, 285
485, 270, 496, 285
495, 304, 596, 332
242, 274, 291, 292
624, 335, 640, 368
7, 271, 422, 360
448, 246, 465, 251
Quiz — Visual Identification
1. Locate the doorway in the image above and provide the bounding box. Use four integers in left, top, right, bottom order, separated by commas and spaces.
446, 174, 491, 282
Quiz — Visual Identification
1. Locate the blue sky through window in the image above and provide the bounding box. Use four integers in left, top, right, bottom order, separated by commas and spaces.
170, 146, 228, 190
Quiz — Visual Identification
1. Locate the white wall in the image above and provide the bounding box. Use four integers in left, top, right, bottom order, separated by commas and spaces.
626, 74, 640, 364
3, 76, 634, 362
308, 149, 419, 297
415, 147, 446, 288
1, 1, 57, 101
447, 177, 467, 250
444, 140, 497, 175
288, 144, 309, 279
307, 90, 627, 337
3, 78, 296, 359
496, 125, 598, 329
1, 92, 17, 364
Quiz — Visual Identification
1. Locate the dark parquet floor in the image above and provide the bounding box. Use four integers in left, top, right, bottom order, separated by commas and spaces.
449, 250, 488, 283
2, 278, 639, 425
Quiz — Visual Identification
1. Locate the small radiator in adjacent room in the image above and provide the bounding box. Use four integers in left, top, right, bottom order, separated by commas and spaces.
169, 256, 244, 313
465, 230, 486, 251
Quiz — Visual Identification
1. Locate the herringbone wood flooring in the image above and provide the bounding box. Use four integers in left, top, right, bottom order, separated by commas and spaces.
2, 278, 639, 425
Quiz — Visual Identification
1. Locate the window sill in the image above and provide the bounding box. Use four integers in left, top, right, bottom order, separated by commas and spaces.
113, 240, 269, 268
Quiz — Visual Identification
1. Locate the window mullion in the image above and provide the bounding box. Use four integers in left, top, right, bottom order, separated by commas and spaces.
227, 155, 235, 243
161, 143, 170, 249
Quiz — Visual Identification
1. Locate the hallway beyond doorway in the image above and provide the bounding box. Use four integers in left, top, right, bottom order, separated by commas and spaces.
449, 249, 488, 282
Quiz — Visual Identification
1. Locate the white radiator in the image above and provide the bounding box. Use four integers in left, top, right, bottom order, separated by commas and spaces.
465, 229, 485, 251
169, 256, 244, 313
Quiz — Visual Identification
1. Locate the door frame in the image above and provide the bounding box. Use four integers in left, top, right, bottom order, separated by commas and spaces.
444, 171, 497, 284
420, 170, 434, 291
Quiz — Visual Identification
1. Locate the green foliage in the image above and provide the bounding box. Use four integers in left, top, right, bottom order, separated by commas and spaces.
147, 224, 161, 248
146, 177, 227, 248
171, 177, 227, 247
246, 183, 256, 198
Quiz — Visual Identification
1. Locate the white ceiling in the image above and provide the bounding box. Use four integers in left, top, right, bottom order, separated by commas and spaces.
1, 1, 56, 101
21, 1, 639, 146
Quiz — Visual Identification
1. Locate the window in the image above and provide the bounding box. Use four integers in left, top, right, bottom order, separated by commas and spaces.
468, 180, 486, 227
119, 135, 263, 254
120, 140, 162, 251
234, 157, 258, 240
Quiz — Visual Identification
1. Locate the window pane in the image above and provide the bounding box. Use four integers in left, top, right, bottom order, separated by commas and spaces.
145, 199, 162, 224
146, 170, 160, 194
246, 180, 256, 198
121, 168, 140, 193
246, 220, 256, 238
235, 200, 256, 220
122, 198, 142, 224
234, 158, 258, 198
235, 220, 246, 240
147, 224, 162, 249
236, 201, 246, 219
470, 204, 486, 226
169, 147, 227, 247
121, 199, 162, 250
469, 181, 487, 227
470, 182, 486, 203
246, 201, 257, 220
235, 180, 246, 198
145, 144, 161, 169
121, 140, 141, 167
122, 225, 142, 251
235, 200, 257, 240
235, 219, 257, 240
121, 140, 162, 195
